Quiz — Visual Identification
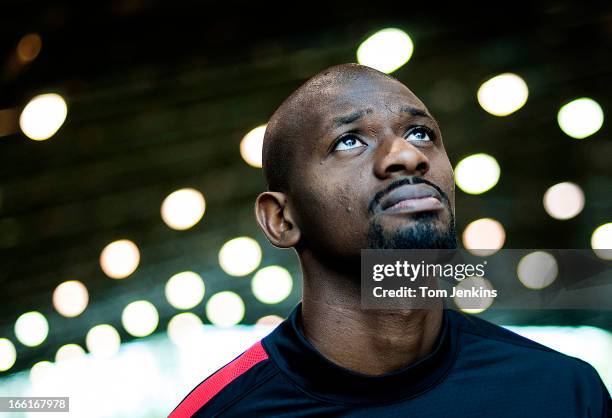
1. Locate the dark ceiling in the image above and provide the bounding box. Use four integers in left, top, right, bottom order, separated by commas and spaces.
1, 0, 611, 374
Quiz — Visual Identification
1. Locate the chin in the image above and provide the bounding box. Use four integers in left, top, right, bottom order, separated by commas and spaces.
367, 211, 457, 249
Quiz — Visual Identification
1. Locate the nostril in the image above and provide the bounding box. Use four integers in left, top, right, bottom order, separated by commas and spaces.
416, 161, 429, 175
386, 164, 405, 173
385, 162, 428, 175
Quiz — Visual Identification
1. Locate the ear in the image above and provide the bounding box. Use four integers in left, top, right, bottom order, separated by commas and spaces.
254, 192, 301, 248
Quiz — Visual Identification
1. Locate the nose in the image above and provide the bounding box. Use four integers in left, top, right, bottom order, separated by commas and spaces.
373, 135, 430, 179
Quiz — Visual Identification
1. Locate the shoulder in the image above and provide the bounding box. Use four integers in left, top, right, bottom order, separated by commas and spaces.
168, 340, 279, 418
448, 310, 610, 400
450, 309, 572, 356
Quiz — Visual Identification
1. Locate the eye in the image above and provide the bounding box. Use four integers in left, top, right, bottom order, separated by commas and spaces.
333, 134, 367, 151
406, 126, 434, 142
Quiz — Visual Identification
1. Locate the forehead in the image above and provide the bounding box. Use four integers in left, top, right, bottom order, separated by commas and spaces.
304, 76, 428, 132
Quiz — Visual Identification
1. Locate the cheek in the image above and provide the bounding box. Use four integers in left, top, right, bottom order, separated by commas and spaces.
429, 153, 455, 203
292, 169, 369, 252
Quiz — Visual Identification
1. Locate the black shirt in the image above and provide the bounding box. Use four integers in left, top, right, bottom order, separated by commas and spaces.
170, 302, 611, 417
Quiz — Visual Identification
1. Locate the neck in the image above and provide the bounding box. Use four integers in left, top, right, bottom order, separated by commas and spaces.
299, 249, 444, 376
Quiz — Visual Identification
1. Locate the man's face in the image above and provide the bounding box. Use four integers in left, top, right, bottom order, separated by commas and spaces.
289, 75, 456, 260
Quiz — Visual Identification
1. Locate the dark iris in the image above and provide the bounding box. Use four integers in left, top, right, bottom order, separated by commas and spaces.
413, 129, 427, 140
343, 137, 357, 146
407, 126, 432, 141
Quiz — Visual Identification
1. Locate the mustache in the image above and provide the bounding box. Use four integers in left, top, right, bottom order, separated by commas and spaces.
368, 177, 451, 215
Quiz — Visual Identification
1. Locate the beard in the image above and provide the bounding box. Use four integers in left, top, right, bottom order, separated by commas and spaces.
366, 210, 457, 249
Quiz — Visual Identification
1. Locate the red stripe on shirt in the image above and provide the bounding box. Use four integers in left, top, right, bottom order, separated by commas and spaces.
168, 340, 269, 418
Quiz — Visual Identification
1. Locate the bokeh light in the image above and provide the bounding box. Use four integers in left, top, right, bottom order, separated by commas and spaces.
517, 251, 558, 289
543, 182, 584, 220
55, 343, 86, 362
16, 33, 42, 63
218, 236, 262, 276
167, 312, 204, 347
86, 324, 121, 358
453, 276, 495, 314
454, 153, 500, 194
256, 315, 284, 326
100, 239, 140, 279
29, 361, 54, 386
161, 188, 206, 230
14, 311, 48, 347
52, 280, 89, 317
557, 98, 604, 139
240, 124, 267, 168
122, 300, 159, 337
0, 338, 17, 372
462, 218, 506, 256
19, 93, 67, 141
251, 266, 293, 304
165, 271, 205, 310
591, 223, 612, 260
477, 73, 529, 116
356, 28, 414, 74
206, 291, 245, 327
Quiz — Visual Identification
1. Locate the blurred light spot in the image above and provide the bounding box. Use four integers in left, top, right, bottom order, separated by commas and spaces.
16, 33, 42, 63
356, 28, 414, 74
0, 338, 17, 371
591, 223, 612, 260
454, 153, 500, 194
517, 251, 558, 289
219, 237, 262, 276
543, 182, 584, 220
165, 271, 205, 310
253, 314, 284, 338
167, 312, 204, 347
206, 291, 245, 327
19, 93, 67, 141
29, 361, 54, 385
15, 311, 48, 347
52, 280, 89, 317
240, 124, 267, 168
462, 218, 505, 256
122, 300, 159, 337
557, 98, 604, 139
55, 343, 85, 362
251, 266, 293, 304
477, 73, 528, 116
86, 324, 121, 358
161, 188, 206, 230
100, 239, 140, 279
256, 315, 284, 326
453, 276, 495, 314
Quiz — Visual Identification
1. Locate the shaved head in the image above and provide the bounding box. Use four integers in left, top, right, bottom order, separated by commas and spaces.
262, 63, 401, 194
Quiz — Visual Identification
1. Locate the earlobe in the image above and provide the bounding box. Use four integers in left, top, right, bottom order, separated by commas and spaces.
254, 192, 301, 248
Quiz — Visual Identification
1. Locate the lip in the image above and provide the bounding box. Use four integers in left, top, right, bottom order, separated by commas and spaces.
379, 184, 444, 214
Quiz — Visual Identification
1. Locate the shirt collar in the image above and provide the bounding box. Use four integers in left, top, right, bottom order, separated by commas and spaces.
262, 302, 458, 405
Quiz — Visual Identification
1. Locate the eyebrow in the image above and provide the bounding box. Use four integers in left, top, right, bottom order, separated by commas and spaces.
400, 106, 430, 118
330, 106, 430, 130
330, 109, 373, 129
